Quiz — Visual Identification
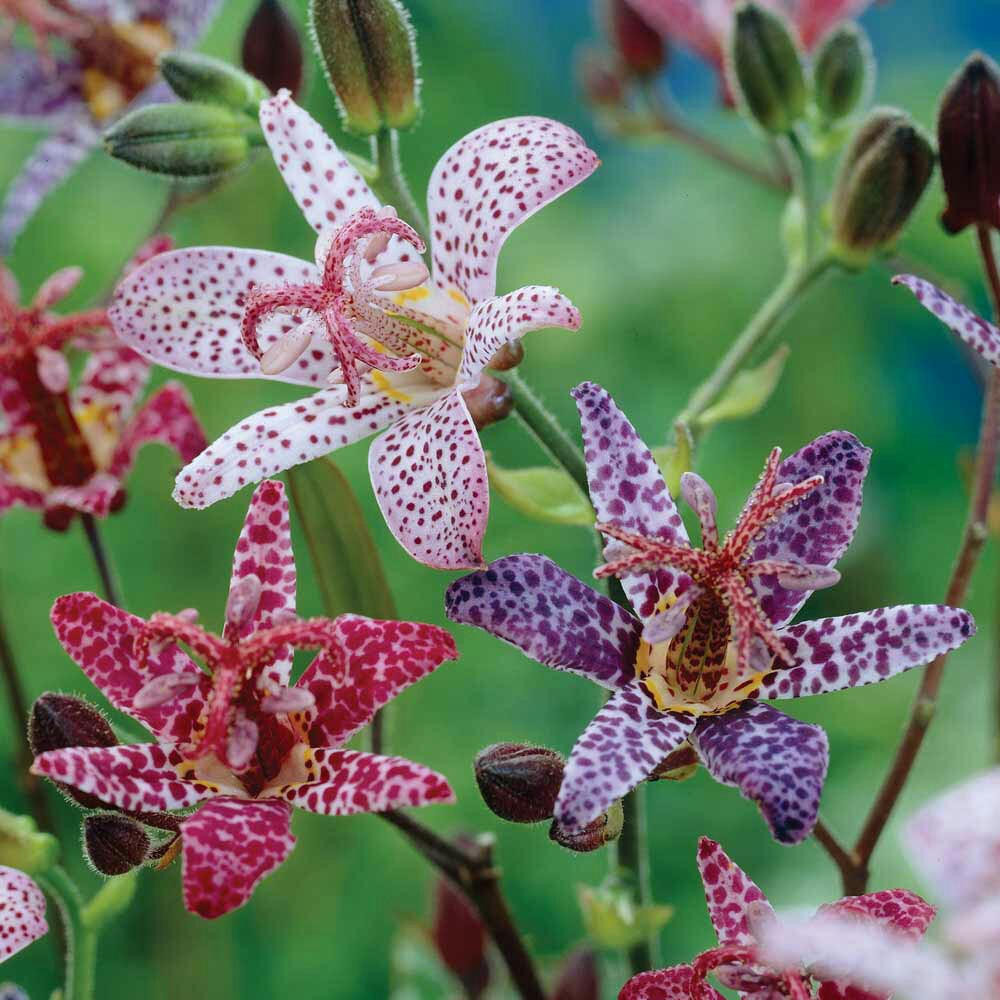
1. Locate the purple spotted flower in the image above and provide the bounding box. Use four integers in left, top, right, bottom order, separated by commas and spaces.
446, 382, 976, 843
0, 0, 221, 252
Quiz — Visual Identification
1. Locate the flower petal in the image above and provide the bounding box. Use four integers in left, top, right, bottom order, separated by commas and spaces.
458, 286, 581, 389
445, 553, 640, 689
73, 346, 151, 428
0, 117, 98, 254
32, 743, 211, 812
0, 472, 44, 514
693, 703, 829, 845
368, 390, 488, 570
620, 965, 725, 1000
694, 836, 770, 948
795, 0, 876, 49
109, 382, 206, 477
173, 377, 430, 509
0, 866, 47, 962
154, 0, 225, 47
428, 117, 599, 304
760, 606, 976, 700
259, 90, 380, 236
0, 50, 84, 123
275, 748, 454, 815
181, 797, 294, 919
750, 431, 871, 628
818, 890, 935, 940
109, 247, 334, 386
299, 614, 458, 747
625, 0, 724, 67
572, 381, 691, 622
46, 472, 122, 519
556, 685, 695, 828
51, 591, 209, 743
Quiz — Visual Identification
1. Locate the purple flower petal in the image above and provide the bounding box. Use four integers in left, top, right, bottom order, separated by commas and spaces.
0, 50, 84, 123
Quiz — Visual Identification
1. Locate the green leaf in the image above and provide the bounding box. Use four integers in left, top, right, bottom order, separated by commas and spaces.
286, 459, 397, 619
487, 456, 594, 526
696, 345, 790, 428
389, 924, 455, 1000
0, 810, 59, 875
82, 872, 138, 931
652, 423, 693, 498
577, 879, 674, 952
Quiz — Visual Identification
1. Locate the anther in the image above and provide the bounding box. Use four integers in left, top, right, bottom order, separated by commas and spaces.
133, 672, 201, 709
36, 345, 69, 393
259, 326, 313, 375
226, 575, 263, 632
642, 586, 703, 645
363, 205, 399, 262
260, 686, 316, 714
370, 259, 430, 292
226, 710, 259, 770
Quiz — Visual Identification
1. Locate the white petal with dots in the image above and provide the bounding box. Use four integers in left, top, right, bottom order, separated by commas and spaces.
0, 866, 47, 962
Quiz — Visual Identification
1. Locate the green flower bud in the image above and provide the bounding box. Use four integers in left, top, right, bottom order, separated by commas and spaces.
159, 52, 270, 114
0, 810, 58, 876
104, 102, 259, 177
729, 2, 807, 133
309, 0, 420, 136
831, 107, 935, 265
812, 22, 872, 123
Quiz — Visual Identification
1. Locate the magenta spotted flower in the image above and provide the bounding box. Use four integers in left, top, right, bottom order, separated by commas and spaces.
109, 90, 598, 569
31, 479, 458, 919
0, 866, 47, 963
620, 837, 934, 1000
0, 0, 221, 252
0, 243, 205, 529
446, 382, 975, 841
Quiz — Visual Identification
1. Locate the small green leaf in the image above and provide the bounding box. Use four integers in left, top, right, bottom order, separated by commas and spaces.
652, 423, 693, 498
577, 879, 674, 952
488, 456, 595, 527
287, 459, 397, 619
82, 871, 138, 931
697, 345, 790, 428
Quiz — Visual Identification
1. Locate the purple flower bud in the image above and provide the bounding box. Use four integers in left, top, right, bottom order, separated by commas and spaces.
462, 375, 514, 432
552, 947, 600, 1000
83, 813, 151, 876
549, 800, 624, 853
601, 0, 666, 78
431, 877, 490, 998
242, 0, 305, 101
938, 53, 1000, 235
474, 743, 565, 824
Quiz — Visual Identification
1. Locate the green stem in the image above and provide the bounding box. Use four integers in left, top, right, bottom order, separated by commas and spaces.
38, 866, 97, 1000
80, 514, 124, 608
786, 129, 818, 263
619, 785, 657, 972
372, 129, 429, 245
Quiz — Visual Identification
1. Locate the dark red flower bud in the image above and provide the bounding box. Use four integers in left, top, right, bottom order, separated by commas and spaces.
242, 0, 305, 101
431, 877, 490, 997
488, 340, 524, 372
602, 0, 666, 78
42, 505, 75, 532
83, 813, 151, 876
462, 375, 514, 431
549, 800, 623, 853
474, 743, 564, 824
938, 52, 1000, 235
577, 46, 626, 109
552, 947, 600, 1000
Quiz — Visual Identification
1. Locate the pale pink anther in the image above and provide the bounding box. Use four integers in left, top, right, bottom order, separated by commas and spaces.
642, 585, 703, 645
258, 326, 314, 376
363, 205, 399, 262
260, 686, 315, 714
33, 265, 83, 310
177, 608, 200, 624
133, 671, 201, 710
226, 710, 259, 771
369, 260, 430, 292
35, 344, 69, 393
681, 471, 719, 549
772, 563, 841, 591
225, 575, 263, 632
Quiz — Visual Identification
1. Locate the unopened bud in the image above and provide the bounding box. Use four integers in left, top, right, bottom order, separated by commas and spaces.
474, 743, 564, 823
104, 102, 258, 178
242, 0, 305, 100
601, 0, 666, 78
648, 744, 699, 782
812, 22, 872, 123
577, 46, 626, 108
488, 340, 524, 372
462, 375, 514, 432
831, 107, 935, 264
549, 800, 624, 853
730, 3, 806, 133
309, 0, 420, 136
159, 52, 270, 114
83, 813, 151, 876
552, 947, 600, 1000
938, 52, 1000, 234
431, 878, 490, 997
0, 810, 58, 876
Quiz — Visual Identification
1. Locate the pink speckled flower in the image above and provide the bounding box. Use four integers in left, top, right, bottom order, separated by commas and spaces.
0, 866, 47, 963
446, 383, 975, 842
32, 479, 458, 919
620, 837, 934, 1000
0, 241, 205, 530
109, 90, 598, 570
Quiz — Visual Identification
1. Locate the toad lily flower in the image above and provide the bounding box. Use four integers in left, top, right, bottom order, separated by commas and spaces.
446, 383, 975, 842
0, 866, 47, 963
0, 0, 221, 252
109, 90, 598, 569
620, 837, 935, 1000
32, 480, 458, 918
0, 245, 206, 529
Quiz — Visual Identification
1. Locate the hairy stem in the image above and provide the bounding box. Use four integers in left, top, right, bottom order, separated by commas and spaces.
373, 129, 429, 245
381, 811, 545, 1000
38, 865, 98, 1000
80, 514, 123, 608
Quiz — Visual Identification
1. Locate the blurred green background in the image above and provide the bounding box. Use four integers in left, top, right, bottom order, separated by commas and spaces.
2, 0, 999, 996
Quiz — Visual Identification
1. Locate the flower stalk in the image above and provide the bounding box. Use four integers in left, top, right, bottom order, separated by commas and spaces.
80, 513, 124, 608
37, 865, 97, 1000
372, 128, 428, 244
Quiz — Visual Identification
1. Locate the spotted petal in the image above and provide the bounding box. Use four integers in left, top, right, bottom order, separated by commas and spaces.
694, 836, 771, 947
0, 473, 44, 514
368, 389, 488, 570
750, 431, 871, 628
298, 615, 458, 748
109, 247, 335, 387
759, 606, 976, 700
0, 867, 47, 962
45, 472, 122, 519
556, 685, 695, 829
152, 0, 225, 47
181, 797, 294, 919
274, 748, 454, 815
625, 0, 724, 67
0, 50, 84, 123
50, 591, 209, 743
445, 554, 640, 690
693, 703, 828, 845
428, 117, 599, 305
73, 346, 150, 429
620, 965, 726, 1000
31, 744, 212, 813
573, 381, 691, 622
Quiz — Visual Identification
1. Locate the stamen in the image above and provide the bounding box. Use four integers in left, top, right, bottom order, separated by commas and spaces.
642, 585, 703, 645
746, 900, 779, 941
369, 260, 430, 292
680, 472, 719, 550
259, 326, 313, 376
33, 266, 83, 310
260, 686, 316, 714
362, 205, 399, 262
769, 562, 840, 591
225, 575, 263, 632
133, 672, 200, 709
35, 345, 69, 394
226, 710, 259, 771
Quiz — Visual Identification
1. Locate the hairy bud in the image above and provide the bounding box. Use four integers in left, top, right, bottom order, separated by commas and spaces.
0, 810, 58, 876
309, 0, 420, 135
938, 52, 1000, 234
463, 375, 514, 431
431, 877, 490, 997
242, 0, 305, 100
729, 2, 806, 133
601, 0, 666, 78
577, 46, 626, 108
159, 52, 270, 114
812, 22, 872, 123
831, 107, 935, 263
474, 743, 564, 823
83, 813, 151, 876
549, 800, 624, 853
552, 947, 600, 1000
